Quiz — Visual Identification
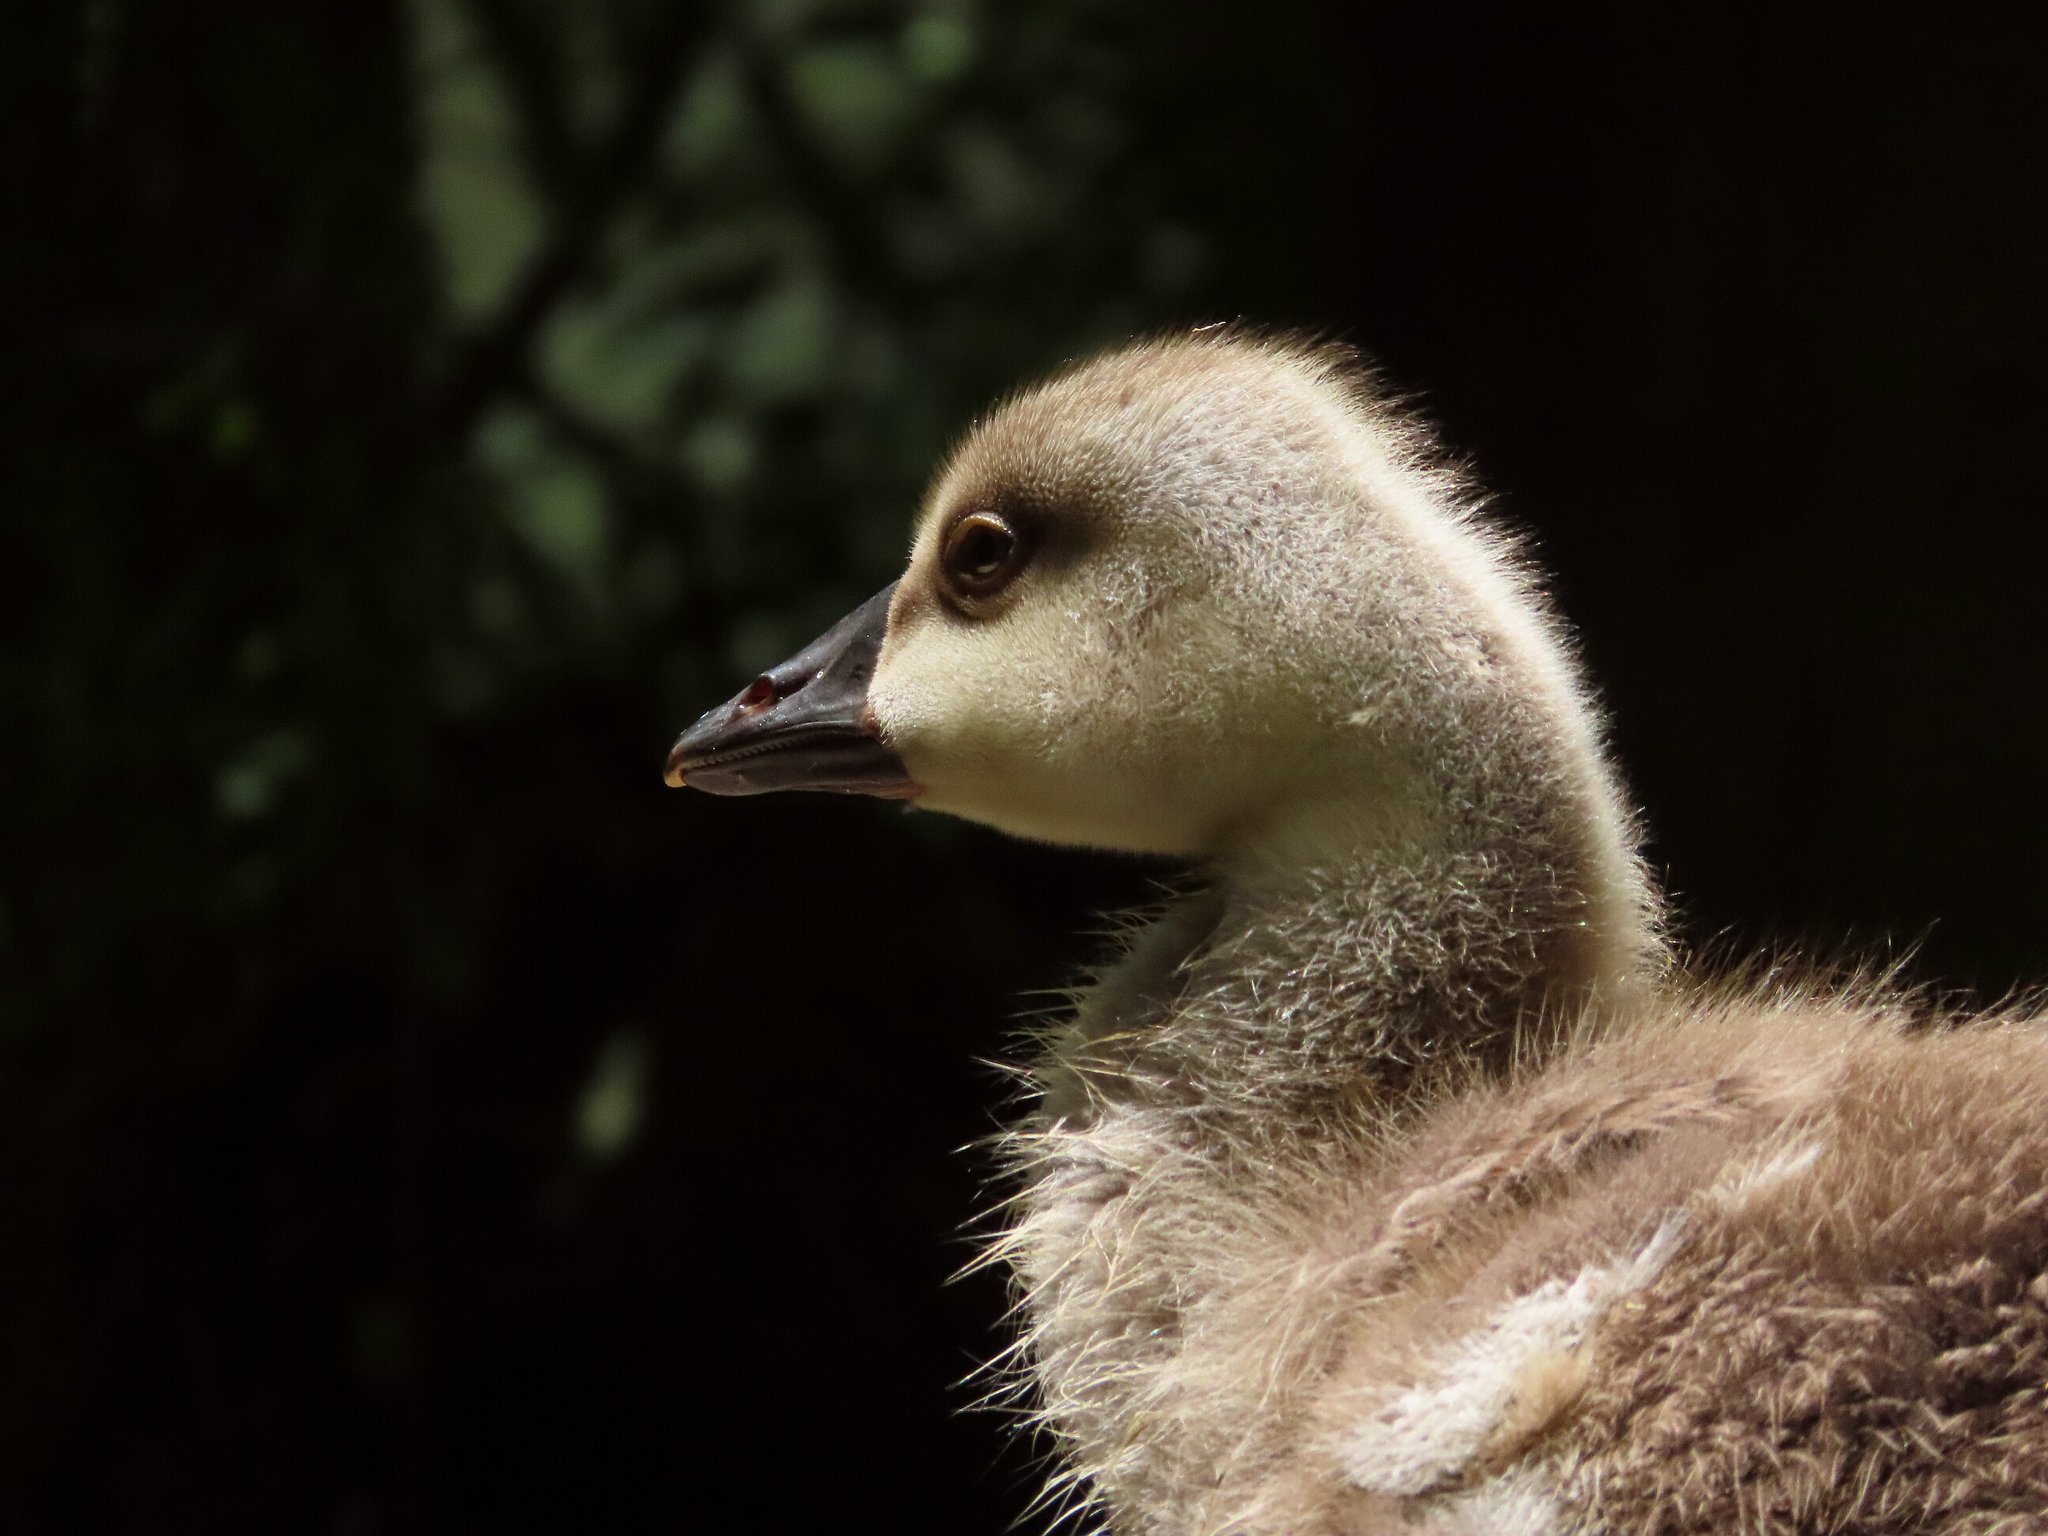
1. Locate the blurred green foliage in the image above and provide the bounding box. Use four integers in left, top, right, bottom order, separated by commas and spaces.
0, 0, 1253, 1526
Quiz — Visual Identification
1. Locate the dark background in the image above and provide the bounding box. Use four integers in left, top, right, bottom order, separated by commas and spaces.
4, 2, 2043, 1530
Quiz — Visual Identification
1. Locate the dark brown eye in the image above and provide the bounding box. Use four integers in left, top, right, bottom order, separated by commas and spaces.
939, 511, 1026, 602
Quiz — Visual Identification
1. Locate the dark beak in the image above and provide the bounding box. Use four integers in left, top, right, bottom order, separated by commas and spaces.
663, 584, 919, 799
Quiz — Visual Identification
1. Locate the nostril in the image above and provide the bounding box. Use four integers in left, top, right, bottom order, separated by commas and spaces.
736, 675, 781, 716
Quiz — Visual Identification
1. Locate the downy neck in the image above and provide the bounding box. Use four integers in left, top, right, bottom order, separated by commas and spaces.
1043, 721, 1658, 1137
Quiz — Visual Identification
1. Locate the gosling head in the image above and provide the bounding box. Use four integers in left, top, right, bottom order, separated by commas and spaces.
668, 332, 1627, 889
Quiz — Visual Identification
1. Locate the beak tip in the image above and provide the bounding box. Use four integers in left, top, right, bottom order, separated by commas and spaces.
662, 754, 689, 789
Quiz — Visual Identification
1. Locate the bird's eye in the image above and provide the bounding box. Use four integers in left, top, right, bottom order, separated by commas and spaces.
939, 511, 1026, 604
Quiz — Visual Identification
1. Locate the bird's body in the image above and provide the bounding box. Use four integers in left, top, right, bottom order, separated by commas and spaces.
1012, 959, 2048, 1534
668, 332, 2048, 1534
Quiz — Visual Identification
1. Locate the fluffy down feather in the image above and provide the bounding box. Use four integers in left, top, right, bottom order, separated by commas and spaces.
694, 331, 2048, 1535
946, 340, 2048, 1535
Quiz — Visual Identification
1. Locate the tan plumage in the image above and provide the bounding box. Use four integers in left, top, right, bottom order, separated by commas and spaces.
677, 330, 2048, 1534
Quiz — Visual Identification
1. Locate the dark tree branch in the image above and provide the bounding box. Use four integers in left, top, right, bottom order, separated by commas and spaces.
737, 44, 918, 313
457, 0, 580, 199
433, 3, 713, 441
